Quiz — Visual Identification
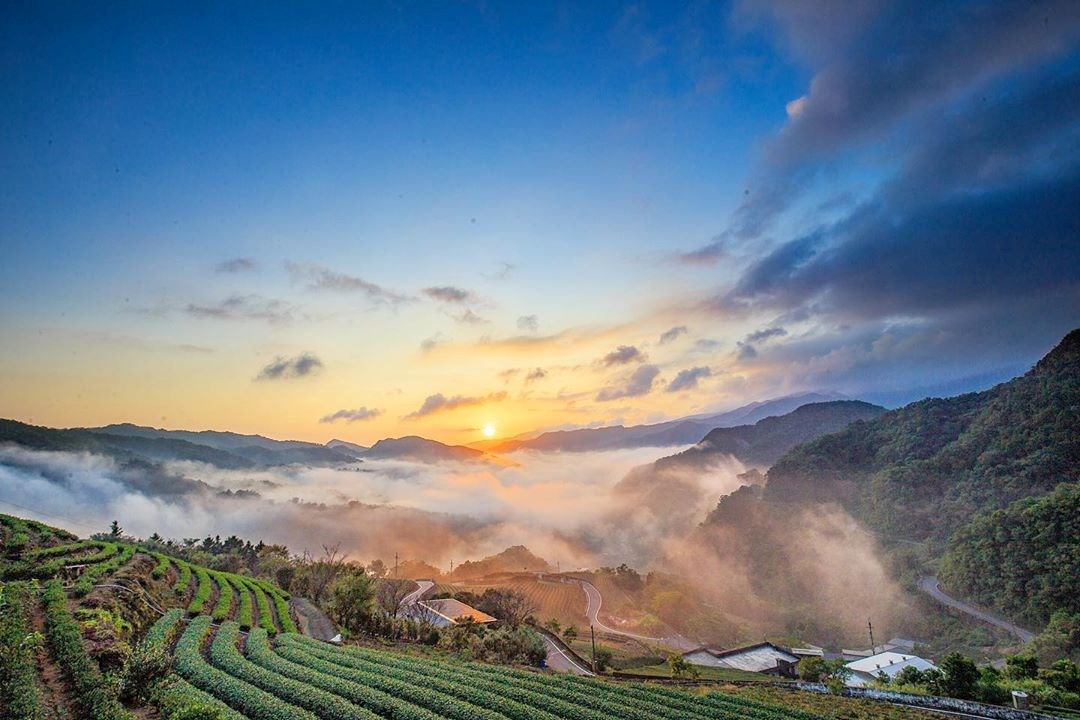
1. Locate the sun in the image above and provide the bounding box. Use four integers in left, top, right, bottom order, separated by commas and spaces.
482, 422, 497, 438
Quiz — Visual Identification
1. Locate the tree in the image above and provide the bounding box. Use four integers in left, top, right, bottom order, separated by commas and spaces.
1005, 654, 1039, 680
563, 625, 577, 641
376, 578, 416, 618
668, 653, 697, 679
593, 647, 613, 673
327, 572, 376, 635
304, 544, 349, 604
478, 588, 536, 628
799, 656, 828, 682
109, 520, 122, 538
545, 619, 561, 635
367, 559, 387, 579
940, 652, 979, 700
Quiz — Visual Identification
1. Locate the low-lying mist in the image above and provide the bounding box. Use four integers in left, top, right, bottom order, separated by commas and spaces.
0, 440, 910, 645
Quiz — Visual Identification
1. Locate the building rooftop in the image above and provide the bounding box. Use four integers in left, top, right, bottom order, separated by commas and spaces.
418, 598, 497, 626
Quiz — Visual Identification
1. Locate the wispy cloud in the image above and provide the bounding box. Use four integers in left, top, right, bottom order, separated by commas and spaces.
675, 236, 727, 265
745, 326, 787, 343
667, 366, 711, 392
185, 295, 294, 324
658, 325, 688, 345
596, 364, 660, 401
404, 391, 508, 419
215, 257, 257, 273
255, 352, 324, 381
454, 309, 488, 325
286, 262, 411, 306
524, 368, 547, 384
319, 407, 383, 423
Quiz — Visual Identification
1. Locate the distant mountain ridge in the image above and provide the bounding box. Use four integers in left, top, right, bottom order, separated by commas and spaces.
477, 391, 848, 453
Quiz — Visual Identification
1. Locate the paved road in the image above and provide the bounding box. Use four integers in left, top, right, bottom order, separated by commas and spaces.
575, 577, 696, 652
403, 579, 433, 606
538, 632, 595, 676
291, 597, 338, 641
918, 576, 1035, 643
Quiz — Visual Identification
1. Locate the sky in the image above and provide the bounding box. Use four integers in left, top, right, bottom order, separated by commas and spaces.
2, 0, 1079, 445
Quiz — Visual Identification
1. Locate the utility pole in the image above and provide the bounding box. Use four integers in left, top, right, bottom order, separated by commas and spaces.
449, 559, 454, 575
868, 618, 876, 654
394, 552, 399, 579
590, 624, 597, 673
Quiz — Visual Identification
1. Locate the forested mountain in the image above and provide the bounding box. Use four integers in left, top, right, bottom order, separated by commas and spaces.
765, 329, 1079, 544
656, 400, 886, 469
727, 328, 1080, 626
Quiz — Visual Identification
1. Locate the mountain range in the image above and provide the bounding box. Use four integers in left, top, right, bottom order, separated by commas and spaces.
471, 391, 849, 453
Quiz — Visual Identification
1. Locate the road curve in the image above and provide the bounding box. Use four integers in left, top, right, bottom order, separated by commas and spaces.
538, 633, 595, 676
403, 579, 434, 606
918, 576, 1035, 643
576, 577, 696, 652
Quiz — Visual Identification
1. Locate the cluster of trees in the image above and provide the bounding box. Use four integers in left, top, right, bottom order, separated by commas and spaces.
880, 654, 1080, 710
440, 588, 538, 628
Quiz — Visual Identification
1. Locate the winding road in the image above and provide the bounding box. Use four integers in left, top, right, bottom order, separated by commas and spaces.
576, 577, 696, 652
403, 579, 434, 606
918, 576, 1035, 643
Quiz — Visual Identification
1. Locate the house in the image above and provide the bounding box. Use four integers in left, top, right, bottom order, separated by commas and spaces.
682, 642, 801, 678
844, 651, 938, 687
414, 598, 497, 628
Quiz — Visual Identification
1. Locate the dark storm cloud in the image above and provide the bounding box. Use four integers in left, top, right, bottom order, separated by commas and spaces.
185, 295, 294, 324
404, 392, 508, 420
724, 172, 1080, 322
286, 262, 411, 307
666, 366, 711, 392
658, 326, 688, 345
596, 364, 660, 401
730, 0, 1080, 238
423, 286, 478, 304
215, 257, 257, 273
255, 352, 324, 381
599, 345, 646, 367
319, 407, 383, 424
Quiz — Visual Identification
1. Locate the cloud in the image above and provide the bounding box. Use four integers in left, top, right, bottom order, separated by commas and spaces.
215, 257, 257, 273
524, 368, 547, 384
658, 326, 688, 345
423, 286, 478, 304
404, 392, 508, 419
745, 326, 787, 343
599, 345, 646, 367
516, 315, 539, 333
420, 333, 447, 353
483, 262, 516, 281
596, 364, 660, 401
255, 352, 324, 381
667, 366, 712, 392
454, 309, 488, 325
319, 407, 383, 424
185, 295, 294, 324
736, 342, 758, 361
286, 262, 410, 306
728, 0, 1080, 238
676, 236, 727, 265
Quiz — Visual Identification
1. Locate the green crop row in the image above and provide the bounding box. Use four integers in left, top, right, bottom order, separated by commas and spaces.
252, 628, 446, 720
173, 615, 315, 720
153, 676, 248, 720
247, 579, 276, 634
273, 593, 296, 633
280, 635, 613, 720
173, 558, 193, 593
211, 573, 235, 622
73, 542, 136, 596
0, 581, 45, 719
274, 635, 520, 720
150, 552, 173, 579
234, 577, 255, 630
3, 541, 118, 581
211, 621, 375, 720
187, 567, 213, 616
26, 539, 96, 560
42, 580, 133, 720
0, 515, 31, 553
141, 608, 184, 652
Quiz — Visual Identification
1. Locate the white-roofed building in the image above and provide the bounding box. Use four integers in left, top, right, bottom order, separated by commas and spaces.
844, 651, 938, 687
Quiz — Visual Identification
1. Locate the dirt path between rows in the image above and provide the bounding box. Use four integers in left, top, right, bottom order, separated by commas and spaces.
291, 597, 337, 640
28, 594, 77, 720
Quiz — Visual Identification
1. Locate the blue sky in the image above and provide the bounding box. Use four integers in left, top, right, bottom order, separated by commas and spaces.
1, 1, 1078, 442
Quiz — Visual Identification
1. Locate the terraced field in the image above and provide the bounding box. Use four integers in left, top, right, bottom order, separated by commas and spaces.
147, 608, 827, 720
